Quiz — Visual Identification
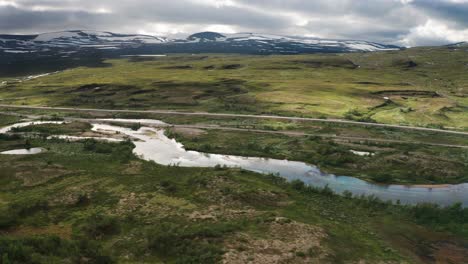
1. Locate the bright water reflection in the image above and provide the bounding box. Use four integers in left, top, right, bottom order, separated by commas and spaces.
1, 120, 466, 207
91, 123, 468, 207
0, 148, 44, 155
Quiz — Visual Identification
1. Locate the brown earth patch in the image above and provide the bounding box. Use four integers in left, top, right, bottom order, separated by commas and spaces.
200, 175, 291, 209
358, 152, 461, 180
293, 59, 358, 69
372, 90, 440, 98
335, 142, 394, 152
71, 83, 104, 93
201, 176, 245, 207
49, 179, 103, 206
260, 66, 302, 70
15, 165, 69, 186
111, 192, 196, 220
235, 189, 291, 208
221, 64, 244, 70
223, 218, 328, 264
122, 161, 143, 175
431, 241, 468, 264
69, 84, 137, 94
354, 81, 384, 85
4, 224, 72, 239
162, 65, 193, 69
392, 59, 418, 68
172, 127, 206, 138
374, 218, 468, 264
188, 205, 260, 221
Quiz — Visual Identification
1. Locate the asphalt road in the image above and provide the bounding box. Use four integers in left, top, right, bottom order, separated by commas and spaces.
1, 104, 468, 136
2, 110, 467, 149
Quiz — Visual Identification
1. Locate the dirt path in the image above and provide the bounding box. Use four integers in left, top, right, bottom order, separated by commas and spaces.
2, 111, 468, 149
168, 124, 468, 149
1, 104, 467, 136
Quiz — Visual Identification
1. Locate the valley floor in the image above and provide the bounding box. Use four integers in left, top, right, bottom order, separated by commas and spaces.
1, 109, 467, 185
0, 116, 467, 263
0, 50, 467, 263
0, 49, 467, 131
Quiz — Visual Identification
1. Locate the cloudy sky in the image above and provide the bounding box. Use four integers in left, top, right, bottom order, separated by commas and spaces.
0, 0, 467, 46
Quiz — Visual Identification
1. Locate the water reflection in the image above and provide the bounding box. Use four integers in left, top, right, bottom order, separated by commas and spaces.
1, 120, 466, 207
91, 123, 468, 207
0, 148, 44, 155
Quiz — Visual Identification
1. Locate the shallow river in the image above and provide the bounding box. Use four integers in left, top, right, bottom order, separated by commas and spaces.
90, 123, 468, 207
0, 147, 44, 155
1, 120, 467, 207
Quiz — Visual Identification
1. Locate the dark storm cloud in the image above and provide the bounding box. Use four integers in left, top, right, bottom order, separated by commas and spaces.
0, 6, 113, 32
118, 1, 289, 29
0, 0, 467, 46
411, 0, 468, 26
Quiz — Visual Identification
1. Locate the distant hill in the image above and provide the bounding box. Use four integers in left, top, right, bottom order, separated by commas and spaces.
446, 41, 468, 48
0, 30, 401, 58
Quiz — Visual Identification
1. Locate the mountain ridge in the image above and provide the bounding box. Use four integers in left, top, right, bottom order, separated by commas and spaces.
0, 30, 402, 56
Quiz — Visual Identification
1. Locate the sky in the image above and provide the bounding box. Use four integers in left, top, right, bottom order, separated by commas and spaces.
0, 0, 467, 46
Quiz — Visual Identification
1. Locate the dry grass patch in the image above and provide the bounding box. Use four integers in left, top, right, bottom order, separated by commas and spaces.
15, 165, 69, 187
111, 192, 196, 220
188, 205, 260, 222
172, 127, 206, 138
223, 218, 328, 264
3, 224, 72, 240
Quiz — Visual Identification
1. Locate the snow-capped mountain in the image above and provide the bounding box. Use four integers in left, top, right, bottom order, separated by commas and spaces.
181, 32, 400, 52
0, 30, 400, 57
0, 30, 166, 53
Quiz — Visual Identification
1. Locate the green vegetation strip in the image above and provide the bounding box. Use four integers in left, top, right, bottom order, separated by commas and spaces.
0, 135, 466, 263
1, 49, 467, 130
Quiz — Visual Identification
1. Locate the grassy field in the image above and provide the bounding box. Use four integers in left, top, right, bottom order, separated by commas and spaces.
11, 122, 92, 136
0, 114, 21, 127
0, 132, 467, 263
0, 47, 467, 130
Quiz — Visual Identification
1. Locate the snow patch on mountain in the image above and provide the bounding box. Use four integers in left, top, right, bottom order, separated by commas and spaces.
0, 30, 402, 55
0, 30, 167, 52
34, 31, 83, 42
184, 32, 400, 52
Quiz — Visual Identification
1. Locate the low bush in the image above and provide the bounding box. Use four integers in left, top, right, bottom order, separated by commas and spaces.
80, 213, 120, 240
0, 199, 49, 229
411, 203, 468, 236
0, 236, 114, 264
372, 172, 394, 183
83, 139, 135, 162
147, 220, 242, 263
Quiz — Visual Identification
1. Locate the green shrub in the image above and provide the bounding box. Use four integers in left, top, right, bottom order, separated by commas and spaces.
0, 236, 115, 264
0, 199, 49, 229
0, 134, 20, 141
372, 172, 393, 183
80, 213, 120, 240
82, 139, 135, 162
147, 220, 241, 263
411, 203, 468, 236
160, 180, 178, 193
129, 123, 141, 131
291, 180, 306, 191
6, 199, 48, 221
